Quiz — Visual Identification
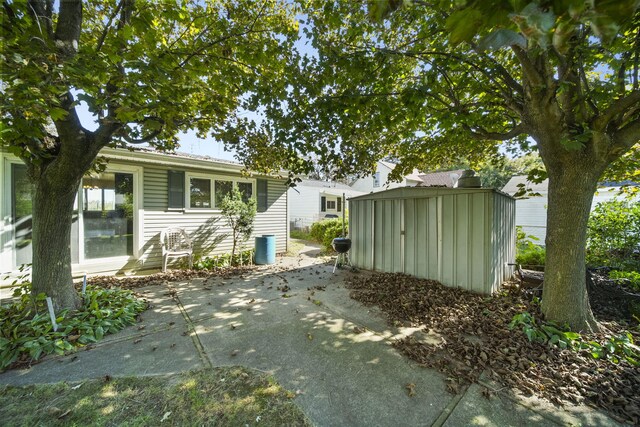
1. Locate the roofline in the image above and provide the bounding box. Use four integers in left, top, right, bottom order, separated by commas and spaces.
347, 186, 515, 201
100, 147, 287, 179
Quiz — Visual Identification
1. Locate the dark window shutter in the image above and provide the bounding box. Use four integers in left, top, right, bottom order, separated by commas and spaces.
168, 170, 185, 208
321, 196, 326, 212
337, 197, 342, 212
257, 179, 268, 212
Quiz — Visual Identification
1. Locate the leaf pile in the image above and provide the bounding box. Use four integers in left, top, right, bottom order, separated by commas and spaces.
83, 267, 253, 290
346, 273, 640, 424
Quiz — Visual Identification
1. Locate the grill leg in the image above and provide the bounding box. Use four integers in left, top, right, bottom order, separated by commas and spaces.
333, 254, 340, 273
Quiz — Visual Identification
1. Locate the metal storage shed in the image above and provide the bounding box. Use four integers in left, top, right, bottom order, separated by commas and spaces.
348, 187, 516, 294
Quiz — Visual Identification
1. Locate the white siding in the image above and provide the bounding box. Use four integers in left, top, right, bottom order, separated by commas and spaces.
514, 187, 634, 244
139, 165, 287, 270
351, 162, 408, 193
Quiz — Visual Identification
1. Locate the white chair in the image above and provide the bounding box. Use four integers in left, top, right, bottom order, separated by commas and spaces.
160, 228, 193, 272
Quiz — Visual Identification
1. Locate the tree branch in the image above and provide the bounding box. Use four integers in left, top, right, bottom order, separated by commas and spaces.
610, 117, 640, 158
593, 90, 640, 131
54, 0, 82, 59
511, 45, 544, 87
465, 123, 528, 141
95, 0, 124, 53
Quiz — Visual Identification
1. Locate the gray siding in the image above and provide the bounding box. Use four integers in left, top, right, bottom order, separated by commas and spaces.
139, 164, 287, 269
349, 188, 515, 294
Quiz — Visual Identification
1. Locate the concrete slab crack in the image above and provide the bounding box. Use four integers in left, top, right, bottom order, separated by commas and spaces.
172, 290, 212, 369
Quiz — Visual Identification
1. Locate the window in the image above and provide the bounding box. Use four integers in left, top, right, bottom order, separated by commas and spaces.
326, 200, 336, 210
184, 174, 254, 209
190, 178, 211, 208
238, 181, 253, 202
373, 172, 380, 188
168, 170, 185, 208
215, 180, 233, 206
257, 179, 268, 212
337, 197, 342, 212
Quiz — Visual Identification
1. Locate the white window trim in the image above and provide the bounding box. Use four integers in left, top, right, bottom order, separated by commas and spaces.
185, 172, 256, 211
78, 164, 143, 264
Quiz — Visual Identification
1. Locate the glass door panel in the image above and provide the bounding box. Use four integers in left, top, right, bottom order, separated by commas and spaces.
82, 172, 134, 259
11, 164, 32, 266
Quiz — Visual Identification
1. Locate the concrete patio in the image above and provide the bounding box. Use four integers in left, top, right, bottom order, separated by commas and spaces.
0, 244, 624, 426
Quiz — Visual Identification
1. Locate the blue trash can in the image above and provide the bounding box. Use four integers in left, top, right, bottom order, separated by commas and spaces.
254, 235, 276, 265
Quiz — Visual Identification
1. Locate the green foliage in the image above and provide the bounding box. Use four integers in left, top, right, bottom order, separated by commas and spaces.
586, 200, 640, 270
515, 226, 545, 267
0, 284, 147, 371
290, 229, 312, 240
309, 218, 348, 251
509, 312, 640, 366
609, 270, 640, 291
219, 188, 257, 264
193, 250, 254, 270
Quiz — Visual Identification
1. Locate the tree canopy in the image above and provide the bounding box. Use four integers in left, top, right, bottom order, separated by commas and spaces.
0, 0, 298, 310
225, 0, 640, 331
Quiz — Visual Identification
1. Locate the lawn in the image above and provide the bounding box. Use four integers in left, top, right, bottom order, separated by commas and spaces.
0, 367, 311, 427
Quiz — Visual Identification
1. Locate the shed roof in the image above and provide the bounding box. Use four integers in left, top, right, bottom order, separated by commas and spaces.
348, 186, 514, 201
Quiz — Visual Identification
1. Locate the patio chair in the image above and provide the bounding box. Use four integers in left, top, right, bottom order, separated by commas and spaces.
160, 227, 193, 272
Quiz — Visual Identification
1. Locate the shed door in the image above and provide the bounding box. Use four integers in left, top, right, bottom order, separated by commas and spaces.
403, 197, 441, 280
373, 199, 404, 273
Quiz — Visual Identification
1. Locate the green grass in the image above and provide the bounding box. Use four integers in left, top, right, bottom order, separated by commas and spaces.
0, 367, 311, 427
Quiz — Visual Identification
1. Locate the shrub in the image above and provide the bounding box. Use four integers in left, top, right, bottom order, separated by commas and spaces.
0, 284, 147, 370
609, 270, 640, 291
515, 226, 545, 267
586, 200, 640, 270
193, 250, 254, 270
220, 188, 257, 265
309, 218, 348, 251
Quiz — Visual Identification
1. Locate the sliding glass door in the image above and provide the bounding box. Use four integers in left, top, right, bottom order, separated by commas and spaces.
81, 172, 134, 260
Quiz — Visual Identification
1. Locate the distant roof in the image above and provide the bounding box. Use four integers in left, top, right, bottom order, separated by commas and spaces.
502, 176, 549, 194
417, 170, 465, 187
297, 179, 354, 190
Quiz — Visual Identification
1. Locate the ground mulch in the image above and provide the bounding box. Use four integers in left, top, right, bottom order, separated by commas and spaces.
345, 272, 640, 425
81, 267, 254, 290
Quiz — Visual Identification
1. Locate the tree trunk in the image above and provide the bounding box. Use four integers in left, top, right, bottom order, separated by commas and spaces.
541, 163, 601, 332
30, 165, 84, 312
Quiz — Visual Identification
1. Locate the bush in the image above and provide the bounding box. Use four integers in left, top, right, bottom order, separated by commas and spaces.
309, 218, 348, 251
290, 229, 312, 240
515, 226, 545, 267
587, 200, 640, 270
193, 250, 254, 270
0, 284, 147, 370
609, 270, 640, 291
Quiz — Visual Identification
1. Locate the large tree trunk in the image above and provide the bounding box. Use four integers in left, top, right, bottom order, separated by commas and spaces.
31, 165, 84, 312
541, 162, 601, 332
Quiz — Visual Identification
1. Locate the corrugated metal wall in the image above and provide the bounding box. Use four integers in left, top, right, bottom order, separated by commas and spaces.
349, 189, 515, 294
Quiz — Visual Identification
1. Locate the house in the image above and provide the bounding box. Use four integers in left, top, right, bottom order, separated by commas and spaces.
0, 147, 289, 275
288, 179, 365, 230
350, 161, 423, 193
502, 176, 636, 243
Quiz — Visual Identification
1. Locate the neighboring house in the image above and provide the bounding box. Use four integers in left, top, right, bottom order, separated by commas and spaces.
502, 176, 636, 243
350, 161, 423, 193
416, 169, 465, 187
0, 147, 289, 275
288, 179, 365, 230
